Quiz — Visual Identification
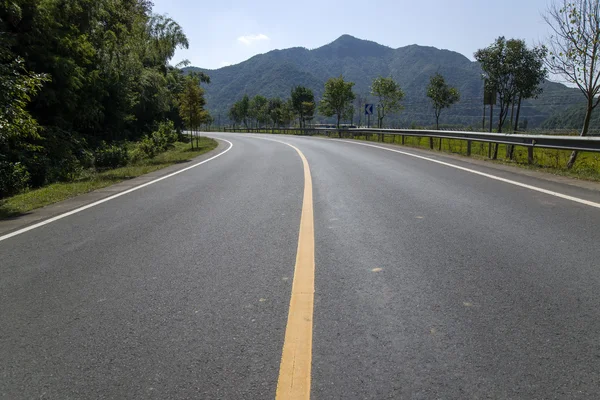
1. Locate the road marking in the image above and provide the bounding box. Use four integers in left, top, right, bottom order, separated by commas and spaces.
248, 138, 315, 400
0, 140, 234, 243
337, 139, 600, 210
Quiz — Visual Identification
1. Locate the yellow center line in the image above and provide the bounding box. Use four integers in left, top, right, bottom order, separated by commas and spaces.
229, 134, 315, 399
274, 142, 315, 400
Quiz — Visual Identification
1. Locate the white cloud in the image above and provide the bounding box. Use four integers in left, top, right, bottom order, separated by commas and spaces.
220, 61, 233, 67
237, 33, 270, 45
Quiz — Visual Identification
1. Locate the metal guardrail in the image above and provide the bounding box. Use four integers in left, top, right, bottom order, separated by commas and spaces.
224, 127, 600, 153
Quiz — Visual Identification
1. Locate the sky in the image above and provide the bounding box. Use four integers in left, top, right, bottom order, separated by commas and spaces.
152, 0, 555, 70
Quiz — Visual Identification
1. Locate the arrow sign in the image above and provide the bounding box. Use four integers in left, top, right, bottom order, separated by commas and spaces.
365, 104, 374, 115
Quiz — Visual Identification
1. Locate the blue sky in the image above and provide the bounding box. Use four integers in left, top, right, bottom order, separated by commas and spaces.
152, 0, 554, 70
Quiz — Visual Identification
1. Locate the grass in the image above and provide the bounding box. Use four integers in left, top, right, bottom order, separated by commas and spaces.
0, 138, 218, 220
363, 134, 600, 182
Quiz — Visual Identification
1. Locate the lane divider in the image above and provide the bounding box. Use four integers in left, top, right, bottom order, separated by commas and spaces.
275, 142, 315, 400
336, 139, 600, 210
243, 135, 316, 400
0, 140, 234, 243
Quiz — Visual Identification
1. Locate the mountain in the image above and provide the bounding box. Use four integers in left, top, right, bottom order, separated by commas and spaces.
186, 35, 584, 128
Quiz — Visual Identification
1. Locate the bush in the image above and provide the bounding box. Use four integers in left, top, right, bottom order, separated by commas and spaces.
137, 120, 178, 159
0, 161, 31, 198
94, 143, 129, 170
137, 135, 159, 159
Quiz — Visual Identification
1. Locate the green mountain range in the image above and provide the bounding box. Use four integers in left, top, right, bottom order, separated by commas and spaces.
186, 34, 585, 128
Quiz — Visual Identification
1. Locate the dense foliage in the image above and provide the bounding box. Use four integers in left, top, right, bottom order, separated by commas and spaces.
229, 93, 295, 129
0, 0, 196, 197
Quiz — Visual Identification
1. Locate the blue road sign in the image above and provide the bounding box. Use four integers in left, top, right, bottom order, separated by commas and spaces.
365, 104, 374, 116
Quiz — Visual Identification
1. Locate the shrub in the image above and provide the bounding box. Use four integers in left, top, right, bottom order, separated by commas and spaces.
137, 135, 159, 159
0, 161, 31, 198
137, 120, 178, 159
94, 143, 129, 170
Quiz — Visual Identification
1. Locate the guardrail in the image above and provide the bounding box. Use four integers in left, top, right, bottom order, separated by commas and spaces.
223, 127, 600, 160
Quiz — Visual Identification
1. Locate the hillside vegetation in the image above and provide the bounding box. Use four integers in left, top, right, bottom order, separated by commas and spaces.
187, 35, 583, 128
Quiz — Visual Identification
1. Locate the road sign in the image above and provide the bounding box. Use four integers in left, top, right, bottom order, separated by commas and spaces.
365, 104, 374, 115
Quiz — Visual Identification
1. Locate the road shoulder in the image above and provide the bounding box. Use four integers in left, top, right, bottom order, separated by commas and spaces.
322, 136, 600, 193
0, 139, 229, 237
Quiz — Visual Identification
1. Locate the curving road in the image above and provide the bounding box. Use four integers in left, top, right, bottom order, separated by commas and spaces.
2, 132, 600, 399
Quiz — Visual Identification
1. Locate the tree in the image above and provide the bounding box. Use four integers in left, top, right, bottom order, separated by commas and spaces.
268, 98, 284, 128
319, 75, 356, 129
475, 37, 522, 134
239, 95, 250, 128
513, 45, 547, 135
301, 101, 316, 127
544, 0, 600, 168
291, 86, 315, 128
178, 74, 207, 149
475, 37, 529, 159
228, 95, 250, 128
370, 76, 404, 128
427, 73, 460, 130
280, 100, 295, 127
509, 44, 547, 159
0, 0, 193, 194
426, 73, 460, 150
249, 95, 269, 127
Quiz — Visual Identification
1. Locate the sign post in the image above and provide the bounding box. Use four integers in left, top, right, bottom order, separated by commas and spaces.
365, 104, 374, 128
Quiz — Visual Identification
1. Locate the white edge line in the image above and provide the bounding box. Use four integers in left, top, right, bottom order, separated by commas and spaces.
0, 140, 234, 242
334, 139, 600, 209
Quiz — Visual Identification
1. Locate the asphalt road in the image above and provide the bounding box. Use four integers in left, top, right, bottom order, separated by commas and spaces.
2, 132, 600, 399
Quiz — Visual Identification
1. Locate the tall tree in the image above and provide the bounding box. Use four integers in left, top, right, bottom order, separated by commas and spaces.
291, 86, 315, 128
370, 76, 404, 128
475, 37, 529, 159
178, 74, 206, 149
426, 73, 460, 150
426, 73, 460, 130
475, 37, 523, 135
544, 0, 600, 168
319, 75, 356, 129
513, 45, 548, 134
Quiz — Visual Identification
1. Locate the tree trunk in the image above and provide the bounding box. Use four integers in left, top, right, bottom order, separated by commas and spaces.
489, 104, 494, 133
514, 96, 522, 133
509, 96, 523, 160
567, 99, 594, 169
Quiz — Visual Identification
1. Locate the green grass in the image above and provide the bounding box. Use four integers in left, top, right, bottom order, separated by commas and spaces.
0, 138, 217, 220
365, 134, 600, 182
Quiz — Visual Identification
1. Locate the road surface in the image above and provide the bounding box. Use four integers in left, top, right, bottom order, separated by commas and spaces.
2, 132, 600, 399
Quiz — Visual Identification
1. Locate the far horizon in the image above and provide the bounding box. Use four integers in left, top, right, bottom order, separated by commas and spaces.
188, 34, 472, 70
183, 33, 568, 87
153, 0, 551, 70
